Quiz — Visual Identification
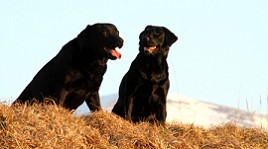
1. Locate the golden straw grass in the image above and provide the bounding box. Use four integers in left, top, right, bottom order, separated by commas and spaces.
1, 103, 267, 148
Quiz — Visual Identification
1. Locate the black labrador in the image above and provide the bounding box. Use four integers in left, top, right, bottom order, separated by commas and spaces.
13, 23, 124, 112
112, 25, 177, 125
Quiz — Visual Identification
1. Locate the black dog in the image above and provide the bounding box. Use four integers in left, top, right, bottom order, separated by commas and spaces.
112, 25, 177, 124
13, 23, 124, 112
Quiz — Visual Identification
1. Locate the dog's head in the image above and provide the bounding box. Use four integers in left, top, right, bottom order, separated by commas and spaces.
139, 25, 177, 58
77, 23, 124, 60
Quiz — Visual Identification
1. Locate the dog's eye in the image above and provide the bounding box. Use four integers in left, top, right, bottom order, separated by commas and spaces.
154, 32, 160, 37
103, 31, 108, 37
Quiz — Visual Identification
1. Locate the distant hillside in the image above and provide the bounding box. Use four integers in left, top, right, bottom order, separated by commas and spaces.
75, 93, 267, 128
1, 103, 268, 148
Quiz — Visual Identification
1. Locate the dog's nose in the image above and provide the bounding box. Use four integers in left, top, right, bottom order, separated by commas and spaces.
118, 38, 124, 48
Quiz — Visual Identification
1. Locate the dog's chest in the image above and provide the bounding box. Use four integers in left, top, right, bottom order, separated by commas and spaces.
140, 64, 168, 83
64, 60, 107, 91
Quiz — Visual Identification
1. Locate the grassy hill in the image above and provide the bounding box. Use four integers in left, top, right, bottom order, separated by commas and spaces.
0, 103, 267, 148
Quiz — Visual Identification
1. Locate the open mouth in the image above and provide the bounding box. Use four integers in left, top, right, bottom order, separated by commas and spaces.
144, 46, 157, 54
104, 47, 121, 59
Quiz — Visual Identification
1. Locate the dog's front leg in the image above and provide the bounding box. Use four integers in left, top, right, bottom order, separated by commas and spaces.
156, 102, 167, 124
125, 96, 134, 120
85, 92, 101, 112
153, 85, 168, 124
122, 75, 142, 121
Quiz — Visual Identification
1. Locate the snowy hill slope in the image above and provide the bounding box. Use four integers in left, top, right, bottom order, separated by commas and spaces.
74, 93, 267, 128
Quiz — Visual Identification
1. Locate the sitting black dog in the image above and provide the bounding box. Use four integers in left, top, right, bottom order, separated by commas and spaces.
112, 25, 177, 124
13, 23, 124, 112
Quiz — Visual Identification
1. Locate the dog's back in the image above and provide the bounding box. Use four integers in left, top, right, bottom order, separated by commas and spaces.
15, 40, 76, 104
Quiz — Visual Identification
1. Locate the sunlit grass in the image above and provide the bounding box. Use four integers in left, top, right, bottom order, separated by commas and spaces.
1, 103, 268, 148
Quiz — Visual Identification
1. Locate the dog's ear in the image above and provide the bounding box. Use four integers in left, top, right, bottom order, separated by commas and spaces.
77, 25, 92, 48
139, 26, 147, 40
163, 27, 178, 47
138, 28, 146, 47
139, 30, 144, 41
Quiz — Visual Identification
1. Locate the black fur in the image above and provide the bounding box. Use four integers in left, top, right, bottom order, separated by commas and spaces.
112, 25, 177, 125
13, 23, 124, 111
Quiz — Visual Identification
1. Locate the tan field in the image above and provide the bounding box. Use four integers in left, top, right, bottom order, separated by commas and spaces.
1, 103, 268, 148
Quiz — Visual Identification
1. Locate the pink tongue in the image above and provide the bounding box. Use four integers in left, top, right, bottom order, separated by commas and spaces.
111, 49, 121, 59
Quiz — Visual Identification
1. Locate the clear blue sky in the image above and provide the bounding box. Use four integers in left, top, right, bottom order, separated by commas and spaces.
1, 0, 267, 114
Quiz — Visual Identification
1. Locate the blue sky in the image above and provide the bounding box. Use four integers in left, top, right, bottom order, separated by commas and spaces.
1, 0, 267, 114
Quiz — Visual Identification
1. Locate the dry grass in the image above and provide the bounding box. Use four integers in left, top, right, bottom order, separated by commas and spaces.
0, 103, 268, 149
